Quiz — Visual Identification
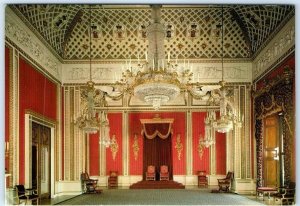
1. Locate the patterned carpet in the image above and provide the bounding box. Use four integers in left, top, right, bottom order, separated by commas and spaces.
56, 189, 264, 205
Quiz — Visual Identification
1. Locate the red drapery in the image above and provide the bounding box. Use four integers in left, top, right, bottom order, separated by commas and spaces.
141, 119, 173, 180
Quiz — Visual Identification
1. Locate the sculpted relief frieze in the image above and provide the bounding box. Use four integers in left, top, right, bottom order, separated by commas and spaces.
195, 65, 248, 81
66, 67, 114, 82
253, 17, 295, 80
5, 8, 61, 80
63, 62, 251, 84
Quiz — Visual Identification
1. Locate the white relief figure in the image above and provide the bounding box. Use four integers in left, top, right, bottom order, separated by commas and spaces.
92, 68, 103, 80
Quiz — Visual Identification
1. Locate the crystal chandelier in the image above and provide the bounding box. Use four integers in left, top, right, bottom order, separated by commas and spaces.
74, 6, 100, 134
99, 111, 111, 147
212, 6, 242, 133
116, 5, 215, 110
200, 111, 215, 147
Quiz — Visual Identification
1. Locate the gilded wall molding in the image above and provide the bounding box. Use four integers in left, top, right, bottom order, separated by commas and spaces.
175, 134, 183, 161
132, 134, 139, 161
110, 134, 119, 161
197, 140, 204, 160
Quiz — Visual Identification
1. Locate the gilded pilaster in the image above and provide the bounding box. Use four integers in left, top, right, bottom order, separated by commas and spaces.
74, 87, 80, 180
11, 47, 19, 186
186, 110, 193, 175
86, 134, 90, 174
240, 86, 246, 179
123, 111, 129, 176
233, 86, 241, 179
64, 87, 70, 180
99, 123, 106, 176
226, 130, 233, 171
56, 85, 61, 181
245, 86, 252, 179
210, 127, 216, 175
69, 87, 75, 180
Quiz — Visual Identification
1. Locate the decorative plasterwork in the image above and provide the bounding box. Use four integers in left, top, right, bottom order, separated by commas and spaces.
5, 7, 61, 81
62, 62, 252, 84
253, 17, 295, 80
110, 134, 119, 161
175, 134, 183, 160
132, 134, 139, 161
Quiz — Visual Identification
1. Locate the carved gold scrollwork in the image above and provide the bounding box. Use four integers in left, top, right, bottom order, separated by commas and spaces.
175, 134, 183, 160
197, 138, 204, 159
132, 134, 139, 161
110, 134, 119, 161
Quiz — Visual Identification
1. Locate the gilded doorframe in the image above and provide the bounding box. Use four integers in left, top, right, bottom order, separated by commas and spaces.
253, 66, 294, 187
24, 110, 57, 198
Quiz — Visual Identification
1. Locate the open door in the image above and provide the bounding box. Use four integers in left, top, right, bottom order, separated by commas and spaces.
32, 122, 51, 199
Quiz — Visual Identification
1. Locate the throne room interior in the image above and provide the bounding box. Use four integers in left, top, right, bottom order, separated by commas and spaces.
3, 3, 296, 205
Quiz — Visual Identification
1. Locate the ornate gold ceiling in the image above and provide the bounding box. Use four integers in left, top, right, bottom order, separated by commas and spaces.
10, 4, 294, 61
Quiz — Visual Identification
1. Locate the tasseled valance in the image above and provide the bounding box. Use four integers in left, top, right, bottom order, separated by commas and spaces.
140, 118, 173, 139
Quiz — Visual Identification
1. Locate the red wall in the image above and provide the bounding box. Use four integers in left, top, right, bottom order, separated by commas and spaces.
19, 56, 57, 184
129, 112, 186, 175
192, 112, 226, 175
106, 113, 123, 175
215, 131, 226, 174
89, 132, 99, 175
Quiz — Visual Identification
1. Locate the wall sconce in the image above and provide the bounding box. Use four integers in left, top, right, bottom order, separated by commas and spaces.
5, 141, 9, 157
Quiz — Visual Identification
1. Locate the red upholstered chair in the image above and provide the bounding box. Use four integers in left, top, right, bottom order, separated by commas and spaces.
160, 165, 169, 181
146, 165, 156, 181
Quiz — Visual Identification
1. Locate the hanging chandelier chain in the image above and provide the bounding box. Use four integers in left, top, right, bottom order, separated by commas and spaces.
89, 5, 92, 81
221, 5, 224, 82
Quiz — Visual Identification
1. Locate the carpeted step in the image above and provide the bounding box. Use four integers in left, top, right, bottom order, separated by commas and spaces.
129, 180, 185, 189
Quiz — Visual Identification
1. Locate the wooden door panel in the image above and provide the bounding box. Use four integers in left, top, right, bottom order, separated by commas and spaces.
263, 115, 279, 187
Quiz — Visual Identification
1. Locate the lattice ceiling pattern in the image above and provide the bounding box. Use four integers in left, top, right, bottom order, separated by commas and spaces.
11, 4, 294, 60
